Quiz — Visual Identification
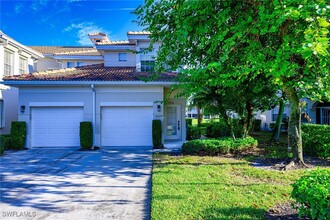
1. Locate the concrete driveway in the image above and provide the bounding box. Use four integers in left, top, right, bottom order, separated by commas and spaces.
0, 147, 152, 220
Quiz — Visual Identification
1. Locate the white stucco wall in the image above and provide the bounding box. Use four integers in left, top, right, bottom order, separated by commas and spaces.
103, 52, 135, 67
18, 85, 174, 148
0, 42, 38, 134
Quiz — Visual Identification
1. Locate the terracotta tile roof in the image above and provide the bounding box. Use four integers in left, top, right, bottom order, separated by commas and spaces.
95, 40, 135, 46
88, 32, 107, 36
127, 31, 151, 35
3, 64, 177, 82
29, 46, 100, 56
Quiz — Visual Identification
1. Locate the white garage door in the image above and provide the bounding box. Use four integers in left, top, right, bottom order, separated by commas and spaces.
101, 106, 153, 146
32, 107, 84, 147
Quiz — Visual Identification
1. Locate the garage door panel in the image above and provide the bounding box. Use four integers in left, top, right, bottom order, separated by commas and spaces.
101, 106, 153, 147
32, 107, 83, 147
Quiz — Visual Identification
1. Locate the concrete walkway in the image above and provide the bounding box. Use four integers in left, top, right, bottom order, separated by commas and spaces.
0, 147, 152, 220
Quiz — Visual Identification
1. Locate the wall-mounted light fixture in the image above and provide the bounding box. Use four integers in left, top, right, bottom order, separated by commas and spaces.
157, 104, 161, 112
20, 105, 25, 113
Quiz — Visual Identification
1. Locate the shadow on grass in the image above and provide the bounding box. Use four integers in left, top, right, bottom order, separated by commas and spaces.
200, 207, 265, 220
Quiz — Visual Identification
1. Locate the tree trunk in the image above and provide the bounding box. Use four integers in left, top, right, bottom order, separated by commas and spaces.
246, 101, 254, 137
197, 107, 203, 126
271, 97, 285, 142
241, 116, 247, 139
284, 87, 304, 164
220, 108, 236, 140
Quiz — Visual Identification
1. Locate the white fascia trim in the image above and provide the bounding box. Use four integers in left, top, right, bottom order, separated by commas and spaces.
127, 35, 150, 40
95, 45, 136, 50
1, 36, 44, 59
100, 102, 153, 107
30, 102, 84, 107
2, 81, 177, 86
52, 55, 103, 60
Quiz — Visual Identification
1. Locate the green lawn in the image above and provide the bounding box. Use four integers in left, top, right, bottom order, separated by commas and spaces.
151, 154, 306, 220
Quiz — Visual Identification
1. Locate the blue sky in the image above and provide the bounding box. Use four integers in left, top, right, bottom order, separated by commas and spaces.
0, 0, 145, 46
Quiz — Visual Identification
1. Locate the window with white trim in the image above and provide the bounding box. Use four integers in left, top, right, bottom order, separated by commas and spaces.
19, 57, 28, 75
0, 100, 4, 128
4, 50, 13, 76
118, 53, 127, 61
67, 62, 74, 68
140, 48, 155, 71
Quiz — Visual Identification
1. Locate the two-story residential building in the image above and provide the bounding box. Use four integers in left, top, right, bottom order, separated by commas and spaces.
0, 31, 43, 134
3, 31, 186, 148
29, 45, 103, 72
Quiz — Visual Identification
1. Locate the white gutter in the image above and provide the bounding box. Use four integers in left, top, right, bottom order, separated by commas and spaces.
95, 45, 136, 50
91, 84, 96, 146
2, 80, 177, 86
53, 55, 103, 60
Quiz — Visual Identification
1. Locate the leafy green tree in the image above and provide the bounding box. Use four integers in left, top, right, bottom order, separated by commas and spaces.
135, 0, 330, 165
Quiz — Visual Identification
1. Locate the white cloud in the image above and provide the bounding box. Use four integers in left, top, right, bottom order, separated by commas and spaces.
15, 3, 23, 14
64, 22, 110, 45
31, 0, 50, 12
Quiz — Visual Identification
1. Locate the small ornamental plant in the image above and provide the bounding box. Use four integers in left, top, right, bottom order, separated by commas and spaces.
291, 169, 330, 220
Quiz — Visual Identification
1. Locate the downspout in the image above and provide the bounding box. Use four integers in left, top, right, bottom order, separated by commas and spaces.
91, 84, 96, 146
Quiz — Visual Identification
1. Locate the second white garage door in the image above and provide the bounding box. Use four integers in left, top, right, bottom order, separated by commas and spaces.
101, 106, 153, 146
32, 107, 83, 147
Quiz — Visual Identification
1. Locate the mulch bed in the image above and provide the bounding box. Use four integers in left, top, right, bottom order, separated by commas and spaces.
265, 203, 310, 220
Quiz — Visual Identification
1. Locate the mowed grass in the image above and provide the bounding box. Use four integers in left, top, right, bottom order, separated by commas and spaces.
151, 154, 307, 220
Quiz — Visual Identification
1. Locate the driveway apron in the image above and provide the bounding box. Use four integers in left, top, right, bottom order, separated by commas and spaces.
0, 147, 152, 220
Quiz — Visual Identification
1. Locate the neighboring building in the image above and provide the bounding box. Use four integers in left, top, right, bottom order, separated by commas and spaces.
0, 31, 43, 134
29, 46, 103, 72
2, 31, 186, 148
256, 98, 330, 130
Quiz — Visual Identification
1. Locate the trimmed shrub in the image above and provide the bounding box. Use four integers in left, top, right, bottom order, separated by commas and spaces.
302, 124, 330, 158
152, 120, 162, 148
186, 118, 193, 126
182, 137, 257, 156
0, 134, 11, 150
187, 125, 202, 140
269, 123, 275, 131
206, 121, 230, 138
253, 119, 262, 132
206, 119, 243, 138
291, 169, 330, 220
10, 122, 26, 150
80, 122, 93, 150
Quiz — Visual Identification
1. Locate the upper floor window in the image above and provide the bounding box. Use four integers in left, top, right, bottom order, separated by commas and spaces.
0, 99, 4, 128
77, 62, 85, 67
67, 62, 74, 68
140, 48, 155, 71
118, 53, 127, 62
4, 50, 13, 76
19, 57, 28, 75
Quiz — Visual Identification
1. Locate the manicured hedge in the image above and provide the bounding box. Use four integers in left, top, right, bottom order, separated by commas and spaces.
80, 122, 93, 150
186, 118, 193, 126
253, 119, 262, 132
187, 125, 202, 140
10, 122, 26, 150
152, 120, 162, 149
292, 169, 330, 220
182, 137, 257, 156
302, 124, 330, 158
206, 120, 242, 138
0, 134, 11, 150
